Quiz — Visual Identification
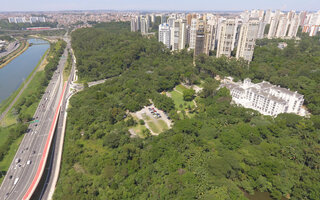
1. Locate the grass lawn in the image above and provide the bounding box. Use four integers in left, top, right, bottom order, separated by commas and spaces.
175, 84, 189, 93
147, 121, 161, 134
132, 124, 148, 138
169, 90, 194, 110
0, 134, 24, 184
157, 120, 169, 131
147, 119, 168, 134
0, 127, 11, 147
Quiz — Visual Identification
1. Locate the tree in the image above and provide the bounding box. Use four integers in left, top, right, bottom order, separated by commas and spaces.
183, 89, 195, 101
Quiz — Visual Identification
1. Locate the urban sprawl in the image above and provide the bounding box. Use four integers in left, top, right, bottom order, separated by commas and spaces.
131, 10, 320, 62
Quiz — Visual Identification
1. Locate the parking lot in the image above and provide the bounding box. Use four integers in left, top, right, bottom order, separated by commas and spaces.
132, 104, 172, 135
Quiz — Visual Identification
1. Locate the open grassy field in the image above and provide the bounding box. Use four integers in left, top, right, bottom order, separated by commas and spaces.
146, 119, 168, 134
169, 90, 194, 110
175, 84, 189, 93
132, 124, 149, 138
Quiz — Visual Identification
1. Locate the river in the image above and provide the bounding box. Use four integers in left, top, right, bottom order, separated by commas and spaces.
0, 38, 49, 103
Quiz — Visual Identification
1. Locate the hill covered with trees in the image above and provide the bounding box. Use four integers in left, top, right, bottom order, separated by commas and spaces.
54, 24, 320, 200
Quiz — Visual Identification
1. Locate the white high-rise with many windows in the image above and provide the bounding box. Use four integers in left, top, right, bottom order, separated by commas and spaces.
159, 23, 171, 49
236, 20, 259, 61
189, 18, 198, 49
216, 19, 239, 58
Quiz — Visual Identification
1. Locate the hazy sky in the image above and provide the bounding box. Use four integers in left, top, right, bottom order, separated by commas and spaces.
0, 0, 319, 12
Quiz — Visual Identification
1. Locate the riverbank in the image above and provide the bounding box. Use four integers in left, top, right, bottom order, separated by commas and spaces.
0, 48, 49, 126
0, 40, 29, 69
0, 40, 66, 185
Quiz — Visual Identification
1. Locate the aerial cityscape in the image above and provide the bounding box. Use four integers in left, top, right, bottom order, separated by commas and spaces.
0, 1, 319, 200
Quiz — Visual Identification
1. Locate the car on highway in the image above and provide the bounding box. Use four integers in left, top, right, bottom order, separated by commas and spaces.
27, 160, 32, 165
15, 158, 20, 163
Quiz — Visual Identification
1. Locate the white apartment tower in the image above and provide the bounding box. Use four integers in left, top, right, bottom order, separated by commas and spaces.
207, 18, 218, 50
257, 21, 266, 39
159, 23, 171, 49
236, 20, 259, 62
268, 10, 281, 39
140, 16, 149, 35
178, 20, 188, 50
216, 19, 238, 58
287, 15, 300, 38
275, 16, 289, 38
170, 20, 180, 51
189, 18, 198, 49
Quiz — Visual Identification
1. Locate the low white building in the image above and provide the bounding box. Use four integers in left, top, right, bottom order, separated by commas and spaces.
221, 78, 306, 116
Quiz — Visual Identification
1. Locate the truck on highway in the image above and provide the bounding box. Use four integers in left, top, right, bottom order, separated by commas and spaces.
14, 178, 19, 185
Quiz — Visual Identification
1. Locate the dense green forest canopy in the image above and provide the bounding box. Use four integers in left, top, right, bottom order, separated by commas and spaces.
196, 35, 320, 115
54, 23, 320, 200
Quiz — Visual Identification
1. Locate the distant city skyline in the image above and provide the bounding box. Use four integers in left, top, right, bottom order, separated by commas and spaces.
0, 0, 319, 12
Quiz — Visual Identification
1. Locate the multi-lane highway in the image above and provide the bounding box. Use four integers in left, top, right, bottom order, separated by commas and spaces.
36, 37, 76, 200
0, 42, 69, 200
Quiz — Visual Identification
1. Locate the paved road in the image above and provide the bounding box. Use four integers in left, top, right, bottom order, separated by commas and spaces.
0, 41, 20, 59
0, 46, 68, 200
0, 52, 49, 124
36, 36, 76, 200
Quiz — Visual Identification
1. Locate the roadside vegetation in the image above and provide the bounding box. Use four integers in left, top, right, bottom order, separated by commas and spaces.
54, 23, 320, 200
0, 40, 66, 184
63, 52, 72, 81
0, 39, 29, 69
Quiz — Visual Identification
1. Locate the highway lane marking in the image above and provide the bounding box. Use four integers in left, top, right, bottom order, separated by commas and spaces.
6, 76, 62, 200
1, 71, 61, 200
17, 80, 63, 199
23, 82, 67, 200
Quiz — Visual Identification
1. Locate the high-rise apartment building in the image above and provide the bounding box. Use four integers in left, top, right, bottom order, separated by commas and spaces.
257, 21, 266, 39
299, 11, 307, 26
275, 16, 288, 38
207, 18, 218, 51
287, 15, 300, 38
159, 23, 171, 49
194, 20, 207, 57
268, 10, 281, 38
140, 16, 149, 35
160, 14, 167, 24
170, 20, 180, 51
167, 17, 176, 27
216, 19, 238, 58
186, 14, 192, 26
236, 20, 259, 61
264, 9, 272, 23
189, 18, 198, 49
130, 16, 140, 32
178, 20, 188, 50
